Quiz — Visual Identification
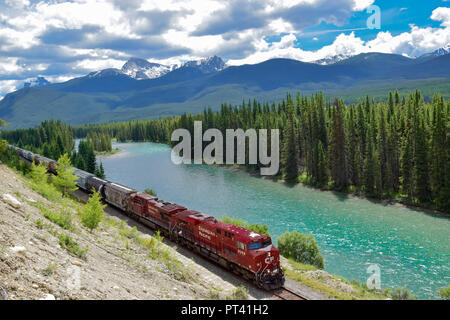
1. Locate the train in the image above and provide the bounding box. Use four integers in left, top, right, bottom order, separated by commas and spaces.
7, 144, 285, 290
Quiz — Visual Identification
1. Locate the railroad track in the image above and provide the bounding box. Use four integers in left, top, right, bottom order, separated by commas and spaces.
272, 287, 306, 300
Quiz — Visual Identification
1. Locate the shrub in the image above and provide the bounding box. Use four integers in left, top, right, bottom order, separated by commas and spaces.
16, 160, 31, 175
30, 180, 61, 202
389, 287, 417, 300
438, 286, 450, 300
277, 231, 325, 269
43, 262, 57, 276
144, 188, 157, 196
227, 286, 249, 300
221, 216, 270, 236
35, 218, 45, 229
79, 190, 106, 232
0, 139, 8, 154
39, 204, 73, 230
58, 233, 88, 260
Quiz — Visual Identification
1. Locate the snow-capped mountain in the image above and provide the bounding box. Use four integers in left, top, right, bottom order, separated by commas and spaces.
417, 44, 450, 61
23, 76, 50, 88
121, 56, 227, 80
312, 53, 355, 65
87, 68, 125, 78
181, 55, 226, 73
121, 58, 175, 80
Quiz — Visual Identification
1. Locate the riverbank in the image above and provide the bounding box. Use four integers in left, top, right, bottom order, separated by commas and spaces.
216, 163, 449, 217
94, 148, 121, 157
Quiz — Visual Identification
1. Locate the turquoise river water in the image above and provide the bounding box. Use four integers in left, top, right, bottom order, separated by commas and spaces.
98, 142, 449, 299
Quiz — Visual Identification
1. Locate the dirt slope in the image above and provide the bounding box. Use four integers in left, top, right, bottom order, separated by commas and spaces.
0, 164, 272, 300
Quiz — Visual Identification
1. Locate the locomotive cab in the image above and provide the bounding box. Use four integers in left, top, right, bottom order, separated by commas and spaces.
245, 234, 285, 290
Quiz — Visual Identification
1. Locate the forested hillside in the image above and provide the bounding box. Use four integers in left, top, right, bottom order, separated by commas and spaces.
1, 52, 450, 129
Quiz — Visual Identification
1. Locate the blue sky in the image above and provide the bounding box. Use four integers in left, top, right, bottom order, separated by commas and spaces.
298, 0, 446, 50
0, 0, 449, 98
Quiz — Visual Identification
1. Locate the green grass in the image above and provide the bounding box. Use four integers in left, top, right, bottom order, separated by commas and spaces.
38, 203, 74, 231
226, 286, 249, 300
284, 258, 389, 300
58, 233, 88, 260
43, 262, 57, 276
94, 148, 121, 156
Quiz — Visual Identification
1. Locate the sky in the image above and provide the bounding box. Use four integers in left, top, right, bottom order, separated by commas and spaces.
0, 0, 449, 98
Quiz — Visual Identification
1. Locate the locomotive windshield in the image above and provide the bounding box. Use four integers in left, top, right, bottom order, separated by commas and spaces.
262, 238, 272, 247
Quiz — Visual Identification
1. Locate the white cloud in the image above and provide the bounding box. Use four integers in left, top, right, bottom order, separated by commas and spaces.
0, 0, 449, 100
5, 0, 30, 9
431, 7, 450, 28
228, 7, 450, 65
74, 58, 125, 71
0, 79, 22, 99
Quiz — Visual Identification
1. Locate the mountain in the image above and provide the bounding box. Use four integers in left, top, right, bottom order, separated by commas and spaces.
313, 53, 354, 65
1, 52, 449, 128
120, 56, 226, 80
312, 44, 450, 65
121, 58, 173, 80
416, 44, 450, 62
180, 56, 226, 73
23, 76, 50, 88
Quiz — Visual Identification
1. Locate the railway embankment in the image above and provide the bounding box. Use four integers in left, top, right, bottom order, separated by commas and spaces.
0, 163, 270, 300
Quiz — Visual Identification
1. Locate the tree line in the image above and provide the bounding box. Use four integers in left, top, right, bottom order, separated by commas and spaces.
0, 120, 74, 160
71, 90, 449, 212
1, 90, 448, 211
0, 120, 106, 178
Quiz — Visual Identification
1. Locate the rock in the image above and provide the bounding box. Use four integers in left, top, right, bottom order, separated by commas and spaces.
32, 284, 39, 289
27, 198, 37, 204
72, 261, 83, 267
40, 293, 56, 300
2, 194, 21, 209
10, 246, 26, 254
112, 285, 120, 290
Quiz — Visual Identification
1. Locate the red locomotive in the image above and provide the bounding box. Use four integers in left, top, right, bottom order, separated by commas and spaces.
9, 145, 285, 290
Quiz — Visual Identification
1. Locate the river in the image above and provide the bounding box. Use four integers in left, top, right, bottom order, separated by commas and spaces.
98, 141, 449, 299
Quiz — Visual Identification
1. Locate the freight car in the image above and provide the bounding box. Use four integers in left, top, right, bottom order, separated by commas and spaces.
8, 145, 285, 290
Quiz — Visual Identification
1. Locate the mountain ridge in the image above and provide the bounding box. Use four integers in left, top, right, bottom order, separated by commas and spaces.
1, 49, 449, 128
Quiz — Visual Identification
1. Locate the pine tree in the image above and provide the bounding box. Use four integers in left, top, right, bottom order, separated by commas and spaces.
430, 96, 449, 210
30, 162, 48, 185
80, 190, 106, 232
329, 99, 348, 190
282, 97, 298, 182
317, 141, 328, 186
53, 153, 78, 196
94, 161, 106, 179
413, 118, 431, 203
364, 129, 376, 195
